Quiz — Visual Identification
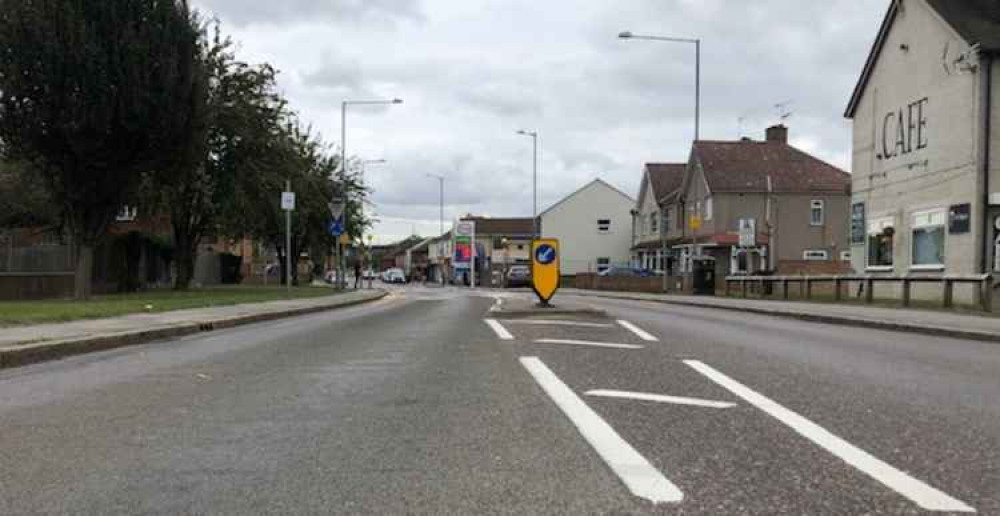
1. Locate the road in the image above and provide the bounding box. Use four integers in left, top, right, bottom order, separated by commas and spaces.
1, 285, 998, 514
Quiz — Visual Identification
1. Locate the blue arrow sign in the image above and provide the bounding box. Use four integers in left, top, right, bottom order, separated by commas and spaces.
329, 217, 345, 236
535, 243, 556, 265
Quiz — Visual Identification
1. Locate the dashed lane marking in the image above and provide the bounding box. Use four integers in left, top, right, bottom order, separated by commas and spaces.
535, 339, 643, 350
617, 320, 659, 342
684, 360, 976, 513
504, 320, 614, 328
586, 389, 736, 409
520, 357, 684, 504
484, 319, 514, 340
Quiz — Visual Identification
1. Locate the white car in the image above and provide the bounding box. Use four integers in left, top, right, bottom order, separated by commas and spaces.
383, 268, 406, 284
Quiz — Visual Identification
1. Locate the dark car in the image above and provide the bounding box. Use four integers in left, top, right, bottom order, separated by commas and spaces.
505, 265, 532, 287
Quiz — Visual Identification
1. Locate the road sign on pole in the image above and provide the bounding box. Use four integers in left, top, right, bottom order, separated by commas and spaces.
532, 239, 560, 305
281, 191, 296, 211
329, 217, 345, 236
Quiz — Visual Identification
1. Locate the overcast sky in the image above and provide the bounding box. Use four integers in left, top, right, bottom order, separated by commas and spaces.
191, 0, 887, 244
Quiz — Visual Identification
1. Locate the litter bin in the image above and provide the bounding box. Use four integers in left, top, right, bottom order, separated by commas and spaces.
692, 258, 716, 296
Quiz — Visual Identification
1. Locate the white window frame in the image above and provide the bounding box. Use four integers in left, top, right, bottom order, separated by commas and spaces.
910, 208, 946, 270
597, 218, 611, 234
596, 257, 611, 273
116, 205, 138, 222
704, 197, 713, 221
649, 212, 658, 235
730, 248, 749, 275
802, 249, 829, 261
840, 250, 851, 262
810, 200, 825, 226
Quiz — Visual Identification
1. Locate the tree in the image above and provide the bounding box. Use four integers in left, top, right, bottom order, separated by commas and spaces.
152, 24, 286, 290
0, 0, 206, 298
220, 121, 367, 286
0, 159, 58, 230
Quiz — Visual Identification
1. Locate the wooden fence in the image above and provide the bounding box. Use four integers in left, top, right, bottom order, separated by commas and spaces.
724, 274, 994, 312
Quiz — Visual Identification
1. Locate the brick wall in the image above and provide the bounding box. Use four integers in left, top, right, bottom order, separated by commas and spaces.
776, 260, 853, 276
571, 273, 666, 293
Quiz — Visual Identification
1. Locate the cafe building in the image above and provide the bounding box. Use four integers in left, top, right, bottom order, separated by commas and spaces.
846, 0, 1000, 287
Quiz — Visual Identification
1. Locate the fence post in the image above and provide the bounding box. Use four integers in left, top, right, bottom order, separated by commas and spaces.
741, 278, 748, 298
782, 278, 789, 300
943, 279, 954, 308
834, 277, 843, 301
758, 277, 766, 298
865, 277, 874, 304
799, 278, 806, 299
982, 276, 994, 312
725, 278, 731, 297
901, 278, 911, 307
805, 278, 813, 300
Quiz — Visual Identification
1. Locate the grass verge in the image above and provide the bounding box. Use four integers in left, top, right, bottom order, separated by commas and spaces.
0, 285, 343, 326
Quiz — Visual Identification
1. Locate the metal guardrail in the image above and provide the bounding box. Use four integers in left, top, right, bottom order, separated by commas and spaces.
724, 274, 994, 312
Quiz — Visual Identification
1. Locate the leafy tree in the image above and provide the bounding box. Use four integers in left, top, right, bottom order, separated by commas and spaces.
0, 0, 206, 298
152, 24, 286, 290
0, 159, 58, 230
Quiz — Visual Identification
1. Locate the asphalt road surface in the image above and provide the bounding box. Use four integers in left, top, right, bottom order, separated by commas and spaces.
1, 285, 998, 514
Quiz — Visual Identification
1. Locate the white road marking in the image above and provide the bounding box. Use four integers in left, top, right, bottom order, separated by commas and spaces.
520, 357, 683, 504
586, 389, 736, 409
684, 360, 976, 513
484, 319, 514, 340
489, 296, 504, 313
505, 319, 614, 328
535, 339, 643, 350
617, 320, 659, 342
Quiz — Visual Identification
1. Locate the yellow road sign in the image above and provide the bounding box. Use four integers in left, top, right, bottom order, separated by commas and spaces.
340, 234, 351, 245
532, 239, 560, 304
689, 215, 703, 231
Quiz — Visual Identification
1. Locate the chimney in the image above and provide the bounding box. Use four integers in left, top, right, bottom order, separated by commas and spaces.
765, 124, 788, 144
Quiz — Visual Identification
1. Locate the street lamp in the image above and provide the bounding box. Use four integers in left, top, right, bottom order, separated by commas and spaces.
516, 130, 539, 240
618, 31, 700, 141
426, 173, 446, 285
620, 31, 702, 287
338, 98, 402, 288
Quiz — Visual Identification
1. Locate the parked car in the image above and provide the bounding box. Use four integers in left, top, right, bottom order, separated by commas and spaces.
384, 268, 406, 284
362, 269, 377, 280
597, 266, 654, 278
505, 265, 532, 287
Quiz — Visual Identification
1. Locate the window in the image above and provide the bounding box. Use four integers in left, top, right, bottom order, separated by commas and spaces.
704, 197, 713, 221
840, 250, 851, 262
730, 248, 749, 274
867, 217, 895, 269
661, 209, 671, 233
493, 237, 505, 250
116, 205, 137, 222
911, 209, 945, 268
649, 212, 658, 234
803, 250, 829, 261
810, 200, 825, 226
597, 219, 611, 234
597, 257, 611, 273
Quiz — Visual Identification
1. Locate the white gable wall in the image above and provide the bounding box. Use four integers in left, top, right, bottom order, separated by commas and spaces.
540, 181, 634, 275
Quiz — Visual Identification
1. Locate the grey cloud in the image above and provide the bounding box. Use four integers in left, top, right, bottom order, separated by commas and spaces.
194, 0, 424, 28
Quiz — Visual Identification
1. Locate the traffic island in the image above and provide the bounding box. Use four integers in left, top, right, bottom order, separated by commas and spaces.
489, 295, 607, 319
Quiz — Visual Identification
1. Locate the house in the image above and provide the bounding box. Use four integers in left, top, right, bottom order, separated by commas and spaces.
676, 126, 852, 283
631, 163, 686, 272
632, 125, 852, 292
539, 179, 635, 275
402, 237, 434, 280
845, 0, 1000, 284
426, 231, 452, 284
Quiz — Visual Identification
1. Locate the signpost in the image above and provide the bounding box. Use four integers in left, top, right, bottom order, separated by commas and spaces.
532, 239, 560, 306
329, 198, 346, 289
281, 184, 295, 294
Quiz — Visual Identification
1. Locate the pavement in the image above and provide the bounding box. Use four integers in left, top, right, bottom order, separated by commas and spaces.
1, 283, 997, 514
0, 288, 388, 368
562, 287, 1000, 343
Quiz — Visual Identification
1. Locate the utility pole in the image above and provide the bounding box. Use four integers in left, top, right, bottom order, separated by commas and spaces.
285, 180, 292, 294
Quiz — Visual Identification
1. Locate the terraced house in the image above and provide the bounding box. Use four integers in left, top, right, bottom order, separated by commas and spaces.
632, 125, 852, 292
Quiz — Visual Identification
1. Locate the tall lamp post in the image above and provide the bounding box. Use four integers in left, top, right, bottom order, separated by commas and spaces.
618, 31, 700, 141
516, 130, 539, 240
359, 159, 386, 288
620, 31, 702, 289
340, 98, 402, 289
426, 173, 446, 285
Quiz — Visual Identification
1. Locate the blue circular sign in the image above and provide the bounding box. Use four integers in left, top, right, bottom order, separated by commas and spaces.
535, 244, 557, 265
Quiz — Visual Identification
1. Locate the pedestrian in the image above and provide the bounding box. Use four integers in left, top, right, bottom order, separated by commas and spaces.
353, 260, 362, 289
